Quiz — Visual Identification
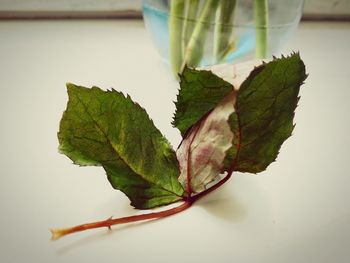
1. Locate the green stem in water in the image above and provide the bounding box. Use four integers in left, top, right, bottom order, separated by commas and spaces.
254, 0, 269, 58
182, 0, 219, 71
182, 0, 200, 54
213, 0, 237, 63
169, 0, 185, 77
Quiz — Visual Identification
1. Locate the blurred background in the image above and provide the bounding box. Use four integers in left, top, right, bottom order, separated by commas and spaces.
0, 0, 349, 20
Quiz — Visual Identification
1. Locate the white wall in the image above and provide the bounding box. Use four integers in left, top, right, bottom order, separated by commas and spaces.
304, 0, 350, 18
0, 0, 141, 11
0, 0, 349, 19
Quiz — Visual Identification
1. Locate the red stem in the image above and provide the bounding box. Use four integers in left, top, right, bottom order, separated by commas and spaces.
51, 201, 191, 240
53, 172, 238, 240
50, 171, 235, 241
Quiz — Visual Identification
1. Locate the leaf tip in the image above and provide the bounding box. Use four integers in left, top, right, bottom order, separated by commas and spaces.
291, 50, 300, 57
66, 82, 75, 90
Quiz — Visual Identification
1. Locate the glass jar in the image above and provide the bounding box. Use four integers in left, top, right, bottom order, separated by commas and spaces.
142, 0, 304, 76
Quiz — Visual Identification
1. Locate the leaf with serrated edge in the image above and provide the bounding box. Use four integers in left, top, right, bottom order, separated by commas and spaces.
58, 84, 184, 209
225, 53, 307, 173
177, 91, 235, 193
173, 66, 233, 136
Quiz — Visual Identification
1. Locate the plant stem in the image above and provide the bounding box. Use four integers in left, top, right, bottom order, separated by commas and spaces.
182, 0, 219, 70
50, 201, 192, 241
254, 0, 269, 58
213, 0, 236, 62
169, 0, 185, 77
182, 0, 200, 55
50, 171, 235, 241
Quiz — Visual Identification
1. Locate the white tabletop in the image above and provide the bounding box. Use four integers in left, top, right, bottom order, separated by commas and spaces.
0, 20, 349, 263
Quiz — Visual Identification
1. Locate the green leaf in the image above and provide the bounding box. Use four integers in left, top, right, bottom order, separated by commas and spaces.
58, 84, 184, 209
225, 53, 307, 173
173, 66, 233, 136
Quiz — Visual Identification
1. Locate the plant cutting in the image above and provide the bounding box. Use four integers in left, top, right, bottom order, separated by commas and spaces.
51, 53, 307, 240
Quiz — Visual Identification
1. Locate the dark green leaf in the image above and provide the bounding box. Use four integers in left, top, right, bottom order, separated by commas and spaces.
173, 66, 233, 136
58, 84, 184, 209
225, 53, 307, 173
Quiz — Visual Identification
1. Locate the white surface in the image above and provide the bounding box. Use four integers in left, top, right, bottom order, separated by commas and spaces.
0, 20, 349, 263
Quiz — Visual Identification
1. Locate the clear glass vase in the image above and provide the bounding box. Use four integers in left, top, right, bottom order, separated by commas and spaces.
142, 0, 304, 76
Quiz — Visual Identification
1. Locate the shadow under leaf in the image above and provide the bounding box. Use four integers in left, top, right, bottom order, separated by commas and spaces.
194, 181, 247, 222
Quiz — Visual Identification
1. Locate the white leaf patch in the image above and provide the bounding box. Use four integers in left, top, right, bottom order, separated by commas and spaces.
209, 59, 263, 89
176, 91, 236, 193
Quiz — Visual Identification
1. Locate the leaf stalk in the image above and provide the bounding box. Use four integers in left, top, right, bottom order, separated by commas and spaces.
50, 201, 192, 241
50, 171, 235, 241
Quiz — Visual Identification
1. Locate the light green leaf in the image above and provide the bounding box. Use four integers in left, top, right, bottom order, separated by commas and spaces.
58, 84, 184, 209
